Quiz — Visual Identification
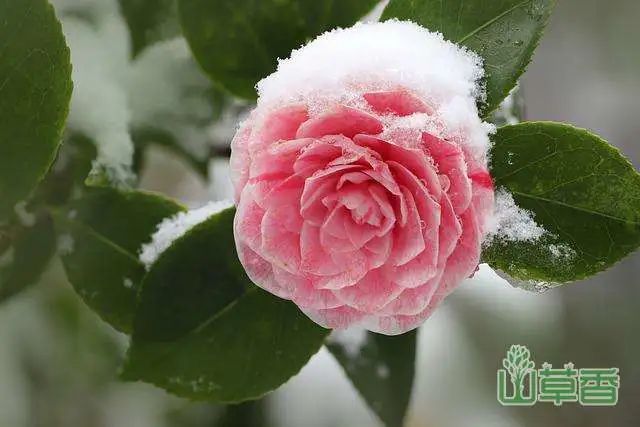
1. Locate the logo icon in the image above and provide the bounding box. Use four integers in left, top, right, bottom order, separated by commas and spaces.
497, 345, 619, 407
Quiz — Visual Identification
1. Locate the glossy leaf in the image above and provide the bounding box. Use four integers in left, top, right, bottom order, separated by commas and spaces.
56, 187, 184, 332
382, 0, 555, 115
118, 0, 180, 56
178, 0, 378, 98
0, 0, 73, 220
327, 330, 416, 427
484, 122, 640, 284
34, 134, 97, 207
122, 207, 329, 402
0, 214, 56, 303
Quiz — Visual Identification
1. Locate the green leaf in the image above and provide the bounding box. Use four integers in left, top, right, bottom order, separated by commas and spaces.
0, 0, 73, 220
34, 133, 97, 207
0, 213, 56, 303
118, 0, 181, 57
382, 0, 555, 115
178, 0, 378, 99
327, 330, 416, 427
122, 207, 329, 402
484, 122, 640, 284
56, 187, 184, 332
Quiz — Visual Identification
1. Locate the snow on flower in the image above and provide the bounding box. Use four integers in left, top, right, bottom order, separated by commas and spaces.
231, 20, 495, 335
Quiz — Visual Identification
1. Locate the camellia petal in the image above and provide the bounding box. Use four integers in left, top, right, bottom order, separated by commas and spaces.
231, 21, 493, 335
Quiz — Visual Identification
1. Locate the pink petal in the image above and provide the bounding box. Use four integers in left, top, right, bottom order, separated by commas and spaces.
438, 194, 462, 264
368, 184, 397, 236
230, 121, 252, 202
293, 138, 344, 174
379, 269, 444, 315
300, 222, 348, 276
261, 204, 302, 273
388, 187, 425, 266
354, 134, 442, 200
422, 133, 472, 213
333, 268, 403, 313
363, 90, 433, 116
320, 205, 359, 252
371, 291, 448, 335
364, 233, 393, 269
291, 279, 343, 310
234, 187, 265, 252
467, 160, 494, 235
296, 106, 383, 139
235, 241, 292, 299
439, 206, 481, 294
300, 165, 363, 226
301, 305, 366, 330
254, 104, 309, 150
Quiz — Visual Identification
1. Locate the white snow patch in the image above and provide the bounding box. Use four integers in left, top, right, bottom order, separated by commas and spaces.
361, 0, 389, 23
256, 20, 492, 160
123, 277, 134, 289
0, 249, 14, 268
327, 327, 368, 358
57, 234, 75, 255
494, 85, 521, 126
59, 1, 135, 184
485, 188, 546, 243
376, 364, 390, 379
13, 202, 36, 227
139, 200, 233, 269
548, 243, 576, 260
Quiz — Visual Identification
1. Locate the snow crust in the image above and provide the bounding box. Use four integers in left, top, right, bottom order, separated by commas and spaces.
486, 188, 546, 243
257, 20, 492, 158
327, 327, 368, 358
139, 200, 233, 269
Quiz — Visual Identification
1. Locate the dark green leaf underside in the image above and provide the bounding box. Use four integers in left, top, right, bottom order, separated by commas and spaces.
0, 214, 56, 303
382, 0, 555, 115
57, 187, 184, 332
178, 0, 378, 98
0, 0, 73, 220
484, 122, 640, 283
123, 207, 329, 402
327, 330, 416, 427
118, 0, 180, 57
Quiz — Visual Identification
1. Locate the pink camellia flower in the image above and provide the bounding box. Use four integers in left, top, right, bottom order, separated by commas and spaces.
231, 21, 495, 335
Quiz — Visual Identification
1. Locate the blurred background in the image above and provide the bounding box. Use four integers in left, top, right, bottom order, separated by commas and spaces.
1, 0, 639, 426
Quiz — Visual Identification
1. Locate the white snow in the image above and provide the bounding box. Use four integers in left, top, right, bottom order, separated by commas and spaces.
13, 202, 36, 227
57, 234, 75, 255
376, 364, 390, 379
52, 0, 218, 185
494, 84, 522, 126
139, 200, 233, 269
123, 277, 134, 289
327, 327, 369, 358
485, 188, 546, 243
59, 1, 135, 185
548, 243, 576, 260
256, 20, 492, 160
361, 0, 390, 23
0, 249, 14, 269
